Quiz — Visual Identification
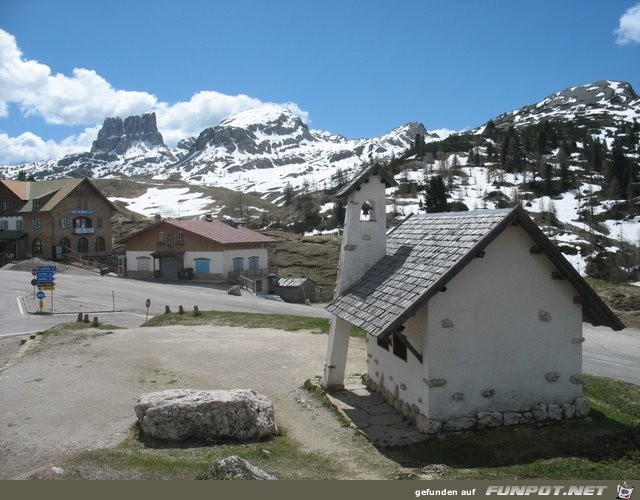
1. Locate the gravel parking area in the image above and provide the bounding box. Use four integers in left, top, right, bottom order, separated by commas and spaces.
0, 324, 397, 479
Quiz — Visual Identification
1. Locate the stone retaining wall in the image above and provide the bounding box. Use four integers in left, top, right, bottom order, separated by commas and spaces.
362, 374, 590, 435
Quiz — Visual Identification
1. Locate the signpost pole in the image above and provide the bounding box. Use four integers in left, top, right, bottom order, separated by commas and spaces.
145, 298, 151, 325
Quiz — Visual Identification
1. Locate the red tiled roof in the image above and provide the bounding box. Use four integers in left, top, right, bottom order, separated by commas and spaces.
164, 219, 275, 245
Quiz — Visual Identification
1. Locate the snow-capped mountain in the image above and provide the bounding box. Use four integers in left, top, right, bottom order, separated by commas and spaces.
1, 105, 431, 200
487, 80, 639, 141
175, 104, 430, 198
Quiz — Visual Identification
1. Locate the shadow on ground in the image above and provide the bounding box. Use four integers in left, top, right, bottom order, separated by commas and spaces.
317, 378, 640, 476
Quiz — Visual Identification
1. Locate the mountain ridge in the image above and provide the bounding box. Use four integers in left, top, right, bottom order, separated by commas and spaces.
1, 79, 637, 201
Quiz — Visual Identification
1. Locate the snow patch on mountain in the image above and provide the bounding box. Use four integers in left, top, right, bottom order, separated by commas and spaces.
110, 187, 215, 218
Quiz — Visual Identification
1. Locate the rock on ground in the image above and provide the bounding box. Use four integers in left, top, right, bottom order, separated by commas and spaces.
201, 455, 277, 480
135, 388, 278, 441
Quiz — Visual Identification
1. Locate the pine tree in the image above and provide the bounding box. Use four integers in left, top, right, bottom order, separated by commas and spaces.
557, 147, 571, 191
424, 176, 448, 213
543, 158, 553, 195
283, 182, 294, 206
414, 133, 427, 158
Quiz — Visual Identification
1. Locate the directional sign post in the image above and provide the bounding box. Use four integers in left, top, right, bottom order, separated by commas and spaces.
145, 298, 151, 325
35, 265, 57, 312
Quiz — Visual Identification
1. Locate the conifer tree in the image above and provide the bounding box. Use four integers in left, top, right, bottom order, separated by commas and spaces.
424, 176, 448, 213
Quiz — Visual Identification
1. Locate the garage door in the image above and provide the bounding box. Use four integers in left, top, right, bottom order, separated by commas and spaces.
161, 256, 178, 280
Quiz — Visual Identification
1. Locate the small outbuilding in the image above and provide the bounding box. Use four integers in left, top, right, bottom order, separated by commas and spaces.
269, 276, 316, 303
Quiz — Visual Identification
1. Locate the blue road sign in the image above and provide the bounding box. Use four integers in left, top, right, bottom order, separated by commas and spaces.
36, 291, 45, 300
36, 265, 57, 272
37, 276, 55, 282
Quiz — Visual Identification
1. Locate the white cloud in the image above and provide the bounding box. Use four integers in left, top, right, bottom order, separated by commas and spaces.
156, 91, 264, 146
615, 3, 640, 45
0, 30, 159, 125
157, 94, 310, 146
0, 29, 311, 163
0, 131, 77, 164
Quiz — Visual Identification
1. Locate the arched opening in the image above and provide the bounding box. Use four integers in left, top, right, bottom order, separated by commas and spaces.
360, 200, 376, 221
77, 237, 89, 254
94, 236, 106, 252
59, 237, 71, 250
32, 238, 42, 255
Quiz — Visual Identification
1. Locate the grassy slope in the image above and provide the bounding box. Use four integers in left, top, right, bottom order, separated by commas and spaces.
264, 230, 341, 288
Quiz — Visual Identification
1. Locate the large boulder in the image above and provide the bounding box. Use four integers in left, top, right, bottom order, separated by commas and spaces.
135, 389, 278, 441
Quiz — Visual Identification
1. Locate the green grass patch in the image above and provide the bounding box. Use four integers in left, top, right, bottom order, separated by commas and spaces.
383, 374, 640, 479
584, 374, 640, 425
145, 310, 331, 333
41, 322, 123, 335
63, 423, 341, 480
144, 309, 367, 338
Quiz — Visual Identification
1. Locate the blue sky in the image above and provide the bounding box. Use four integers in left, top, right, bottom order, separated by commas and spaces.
1, 0, 640, 165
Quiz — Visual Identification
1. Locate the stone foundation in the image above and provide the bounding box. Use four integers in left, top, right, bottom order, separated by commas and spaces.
362, 374, 590, 435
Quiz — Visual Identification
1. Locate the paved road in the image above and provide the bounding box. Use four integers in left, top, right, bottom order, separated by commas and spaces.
0, 266, 331, 335
582, 324, 640, 385
1, 266, 639, 384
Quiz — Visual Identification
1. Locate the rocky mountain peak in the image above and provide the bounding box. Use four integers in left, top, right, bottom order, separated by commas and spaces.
542, 80, 638, 109
91, 112, 165, 154
489, 80, 640, 131
192, 105, 316, 155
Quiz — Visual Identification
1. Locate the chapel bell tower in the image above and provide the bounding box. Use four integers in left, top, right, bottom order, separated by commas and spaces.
323, 163, 397, 388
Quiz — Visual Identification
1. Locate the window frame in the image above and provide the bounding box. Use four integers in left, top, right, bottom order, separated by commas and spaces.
32, 238, 42, 255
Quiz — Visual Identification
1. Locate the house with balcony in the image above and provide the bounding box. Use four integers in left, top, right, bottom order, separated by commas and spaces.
121, 218, 275, 290
0, 178, 116, 262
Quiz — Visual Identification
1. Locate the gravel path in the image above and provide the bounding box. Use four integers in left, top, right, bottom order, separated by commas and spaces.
0, 325, 396, 479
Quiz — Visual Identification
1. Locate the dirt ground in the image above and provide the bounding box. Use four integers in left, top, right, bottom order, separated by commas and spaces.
0, 325, 398, 480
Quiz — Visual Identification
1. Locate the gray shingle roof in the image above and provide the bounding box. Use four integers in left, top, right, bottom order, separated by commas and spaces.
326, 207, 624, 336
277, 277, 314, 287
335, 163, 398, 198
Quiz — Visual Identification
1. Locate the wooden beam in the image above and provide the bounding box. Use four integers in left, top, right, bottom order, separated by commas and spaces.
394, 330, 422, 363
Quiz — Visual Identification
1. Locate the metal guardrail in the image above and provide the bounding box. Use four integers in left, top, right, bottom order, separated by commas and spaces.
239, 275, 257, 294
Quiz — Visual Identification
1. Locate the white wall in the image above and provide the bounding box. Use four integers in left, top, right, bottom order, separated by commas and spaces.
369, 225, 583, 421
367, 306, 429, 413
126, 251, 153, 272
126, 248, 269, 276
336, 175, 389, 293
222, 248, 269, 273
184, 251, 224, 275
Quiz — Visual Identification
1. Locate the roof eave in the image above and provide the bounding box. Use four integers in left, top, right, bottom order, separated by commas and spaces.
335, 164, 398, 198
338, 206, 624, 337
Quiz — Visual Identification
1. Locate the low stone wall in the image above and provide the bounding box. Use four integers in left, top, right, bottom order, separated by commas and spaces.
362, 374, 590, 435
126, 270, 155, 279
